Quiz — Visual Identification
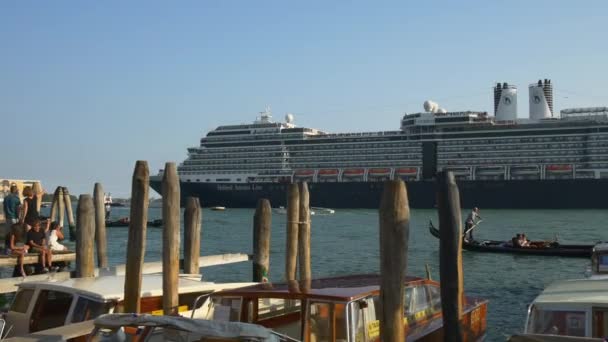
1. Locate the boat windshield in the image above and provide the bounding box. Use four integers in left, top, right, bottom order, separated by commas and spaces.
308, 301, 348, 342
527, 305, 586, 337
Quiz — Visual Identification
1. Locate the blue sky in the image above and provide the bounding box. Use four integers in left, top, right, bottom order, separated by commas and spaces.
2, 1, 607, 197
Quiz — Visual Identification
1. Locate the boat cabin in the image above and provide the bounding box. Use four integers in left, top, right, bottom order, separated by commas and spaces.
3, 274, 254, 338
195, 274, 488, 341
525, 278, 608, 338
587, 243, 608, 279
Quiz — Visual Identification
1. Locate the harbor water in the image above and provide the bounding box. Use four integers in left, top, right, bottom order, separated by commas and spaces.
47, 206, 605, 341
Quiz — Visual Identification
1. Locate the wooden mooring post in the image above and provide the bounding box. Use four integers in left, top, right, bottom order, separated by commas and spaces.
379, 180, 409, 342
63, 187, 76, 241
75, 195, 95, 278
50, 186, 60, 222
184, 196, 202, 274
437, 171, 464, 341
298, 182, 311, 281
253, 199, 271, 282
285, 183, 299, 281
57, 187, 65, 227
162, 162, 180, 314
93, 183, 108, 268
123, 160, 149, 313
32, 181, 43, 213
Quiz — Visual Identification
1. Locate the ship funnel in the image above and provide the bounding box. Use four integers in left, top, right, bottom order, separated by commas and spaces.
494, 82, 518, 121
529, 78, 554, 120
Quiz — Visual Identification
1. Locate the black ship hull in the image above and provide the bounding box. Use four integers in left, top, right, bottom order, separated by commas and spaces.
149, 178, 608, 209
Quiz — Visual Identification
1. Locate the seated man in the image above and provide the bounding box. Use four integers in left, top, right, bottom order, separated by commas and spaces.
27, 219, 54, 273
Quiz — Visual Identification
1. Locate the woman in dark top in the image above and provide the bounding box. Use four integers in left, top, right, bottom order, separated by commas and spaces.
20, 186, 40, 229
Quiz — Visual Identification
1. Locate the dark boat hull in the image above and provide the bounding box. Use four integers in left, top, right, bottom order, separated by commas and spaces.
428, 223, 593, 257
149, 178, 608, 209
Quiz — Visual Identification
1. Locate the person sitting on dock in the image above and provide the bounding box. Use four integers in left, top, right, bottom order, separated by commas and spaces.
26, 219, 54, 273
46, 221, 67, 252
464, 207, 481, 241
4, 223, 29, 277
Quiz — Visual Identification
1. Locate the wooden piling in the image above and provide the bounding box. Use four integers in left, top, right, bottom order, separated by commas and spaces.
93, 183, 108, 268
162, 162, 180, 315
437, 171, 464, 341
379, 180, 409, 342
298, 182, 311, 281
63, 187, 76, 241
50, 187, 60, 222
252, 199, 271, 282
75, 195, 95, 278
285, 183, 299, 281
32, 181, 43, 213
123, 161, 149, 313
57, 187, 65, 227
183, 196, 202, 274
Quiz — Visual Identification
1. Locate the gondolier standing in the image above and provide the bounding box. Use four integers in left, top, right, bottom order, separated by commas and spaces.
464, 207, 481, 241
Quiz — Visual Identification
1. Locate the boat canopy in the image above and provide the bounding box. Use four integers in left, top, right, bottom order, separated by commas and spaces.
17, 274, 255, 302
93, 314, 279, 341
531, 279, 608, 307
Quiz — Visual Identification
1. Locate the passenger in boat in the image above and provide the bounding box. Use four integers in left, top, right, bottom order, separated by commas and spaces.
5, 223, 29, 277
520, 234, 530, 247
26, 219, 54, 273
512, 234, 522, 247
464, 207, 481, 241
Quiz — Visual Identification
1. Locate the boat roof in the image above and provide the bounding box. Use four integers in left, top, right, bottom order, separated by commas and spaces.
17, 274, 255, 302
593, 243, 608, 253
94, 314, 277, 341
532, 279, 608, 306
213, 274, 432, 302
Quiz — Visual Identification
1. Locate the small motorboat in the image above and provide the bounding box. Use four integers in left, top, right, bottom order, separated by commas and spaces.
311, 207, 335, 215
428, 221, 593, 258
210, 206, 226, 211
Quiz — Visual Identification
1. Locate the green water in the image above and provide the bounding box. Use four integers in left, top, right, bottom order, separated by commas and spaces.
47, 207, 608, 341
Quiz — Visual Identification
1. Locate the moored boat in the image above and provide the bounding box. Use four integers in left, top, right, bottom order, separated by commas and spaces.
194, 274, 488, 341
3, 274, 255, 338
211, 206, 226, 211
524, 278, 608, 338
428, 221, 593, 257
105, 218, 163, 227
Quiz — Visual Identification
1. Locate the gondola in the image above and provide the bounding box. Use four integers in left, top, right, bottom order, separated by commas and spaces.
106, 218, 163, 228
428, 221, 593, 258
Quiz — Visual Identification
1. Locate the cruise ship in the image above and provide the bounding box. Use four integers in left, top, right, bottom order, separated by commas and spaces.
150, 80, 608, 209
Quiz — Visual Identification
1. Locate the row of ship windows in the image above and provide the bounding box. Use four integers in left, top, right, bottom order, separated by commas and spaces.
440, 157, 583, 166
186, 151, 421, 162
438, 150, 585, 159
442, 135, 586, 146
439, 143, 585, 152
183, 155, 421, 166
179, 161, 420, 173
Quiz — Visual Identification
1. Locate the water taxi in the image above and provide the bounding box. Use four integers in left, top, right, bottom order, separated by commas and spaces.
585, 243, 608, 279
524, 278, 608, 338
2, 274, 254, 338
193, 274, 488, 341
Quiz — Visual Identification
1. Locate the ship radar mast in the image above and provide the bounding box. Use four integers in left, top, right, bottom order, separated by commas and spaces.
257, 105, 272, 123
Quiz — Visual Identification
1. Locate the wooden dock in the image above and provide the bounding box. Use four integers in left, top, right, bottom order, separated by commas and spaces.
0, 250, 75, 267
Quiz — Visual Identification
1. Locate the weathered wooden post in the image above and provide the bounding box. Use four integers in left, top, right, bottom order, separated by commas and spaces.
253, 199, 271, 282
183, 196, 202, 274
75, 195, 95, 278
379, 180, 409, 342
63, 187, 76, 241
32, 181, 43, 213
285, 183, 299, 281
123, 161, 149, 313
162, 162, 180, 315
57, 187, 65, 227
437, 171, 464, 341
298, 182, 311, 281
93, 183, 108, 268
50, 187, 60, 222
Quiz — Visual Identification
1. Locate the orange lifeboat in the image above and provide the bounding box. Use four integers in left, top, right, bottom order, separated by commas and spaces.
396, 167, 417, 175
294, 170, 315, 176
546, 165, 573, 172
318, 169, 339, 177
343, 169, 365, 176
368, 168, 391, 176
